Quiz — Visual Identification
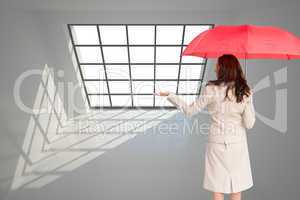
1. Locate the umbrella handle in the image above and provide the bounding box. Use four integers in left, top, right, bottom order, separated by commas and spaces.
244, 58, 247, 78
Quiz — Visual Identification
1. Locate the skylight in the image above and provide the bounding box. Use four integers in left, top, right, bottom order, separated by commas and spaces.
68, 24, 213, 108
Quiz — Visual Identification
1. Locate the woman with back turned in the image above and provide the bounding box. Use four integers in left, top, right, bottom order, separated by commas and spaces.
157, 54, 256, 200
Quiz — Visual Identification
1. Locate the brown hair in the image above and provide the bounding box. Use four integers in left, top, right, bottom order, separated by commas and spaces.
206, 54, 251, 103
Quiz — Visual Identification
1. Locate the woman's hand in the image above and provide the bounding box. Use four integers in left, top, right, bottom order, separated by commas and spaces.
155, 91, 170, 96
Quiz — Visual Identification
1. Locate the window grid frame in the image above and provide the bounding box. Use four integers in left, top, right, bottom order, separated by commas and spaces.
125, 25, 134, 107
68, 24, 214, 109
176, 25, 186, 94
153, 25, 157, 106
96, 25, 112, 106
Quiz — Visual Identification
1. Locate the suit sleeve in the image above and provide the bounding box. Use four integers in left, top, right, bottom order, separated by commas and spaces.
242, 91, 256, 129
166, 85, 213, 117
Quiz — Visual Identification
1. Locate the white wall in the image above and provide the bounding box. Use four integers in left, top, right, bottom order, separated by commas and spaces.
1, 0, 300, 199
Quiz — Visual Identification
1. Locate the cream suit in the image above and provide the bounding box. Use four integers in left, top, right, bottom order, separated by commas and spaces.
167, 82, 256, 194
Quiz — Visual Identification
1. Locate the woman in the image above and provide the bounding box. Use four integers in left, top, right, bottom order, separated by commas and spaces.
157, 54, 256, 200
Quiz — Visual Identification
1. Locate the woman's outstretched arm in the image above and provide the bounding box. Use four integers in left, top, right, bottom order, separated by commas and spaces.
159, 85, 213, 117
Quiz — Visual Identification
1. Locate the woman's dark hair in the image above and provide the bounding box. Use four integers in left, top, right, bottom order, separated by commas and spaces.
206, 54, 251, 103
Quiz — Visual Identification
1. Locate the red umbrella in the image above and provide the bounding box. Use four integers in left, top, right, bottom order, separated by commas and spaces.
182, 24, 300, 60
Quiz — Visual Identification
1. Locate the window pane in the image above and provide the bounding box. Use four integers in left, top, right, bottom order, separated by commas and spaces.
106, 65, 130, 79
111, 95, 132, 106
156, 65, 179, 79
89, 95, 110, 107
178, 81, 200, 94
76, 47, 102, 63
177, 95, 198, 105
156, 47, 181, 63
132, 81, 154, 94
102, 47, 128, 63
85, 81, 108, 94
184, 25, 211, 45
130, 47, 154, 63
155, 81, 177, 93
81, 65, 105, 79
182, 46, 205, 63
131, 65, 154, 79
155, 96, 174, 107
128, 26, 154, 45
99, 25, 127, 45
180, 65, 202, 79
133, 95, 153, 106
72, 26, 99, 45
109, 81, 131, 94
181, 55, 205, 64
156, 25, 183, 45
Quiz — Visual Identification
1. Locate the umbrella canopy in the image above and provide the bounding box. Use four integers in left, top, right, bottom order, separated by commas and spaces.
182, 24, 300, 59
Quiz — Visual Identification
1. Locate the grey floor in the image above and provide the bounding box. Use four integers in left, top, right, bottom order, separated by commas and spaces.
4, 108, 300, 200
5, 109, 213, 200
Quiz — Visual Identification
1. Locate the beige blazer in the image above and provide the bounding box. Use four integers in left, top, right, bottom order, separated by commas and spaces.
167, 83, 256, 144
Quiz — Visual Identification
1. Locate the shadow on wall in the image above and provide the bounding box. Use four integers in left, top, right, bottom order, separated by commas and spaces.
9, 65, 190, 190
10, 65, 68, 189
